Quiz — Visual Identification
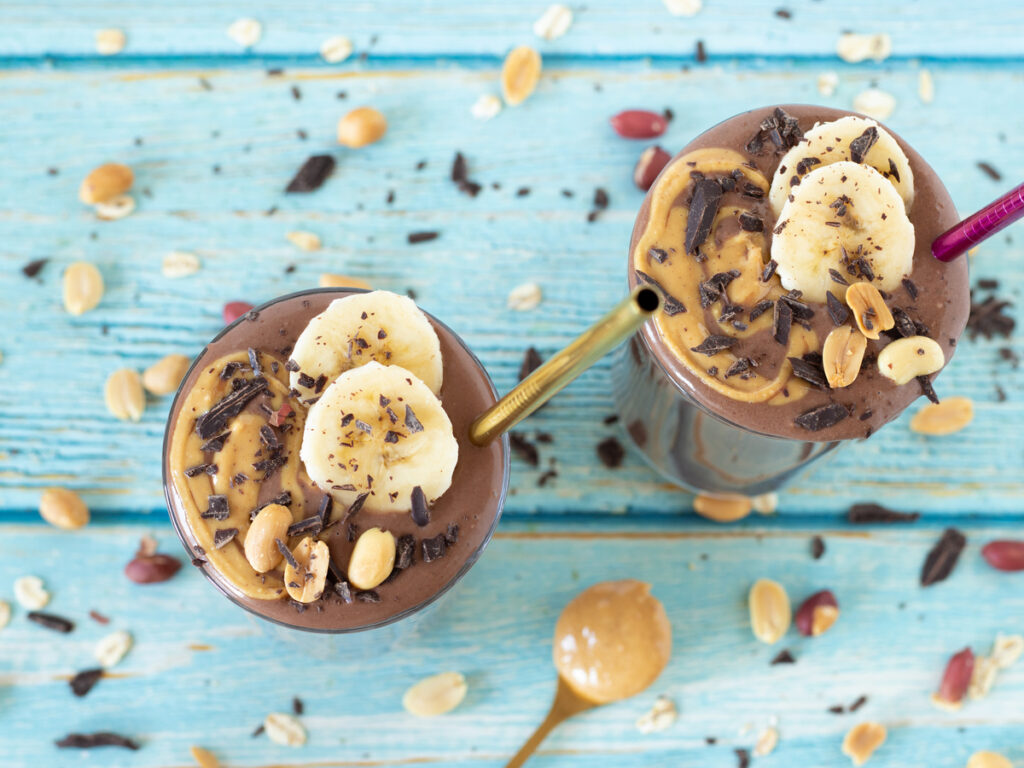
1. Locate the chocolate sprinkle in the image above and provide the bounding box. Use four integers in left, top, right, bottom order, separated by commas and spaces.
213, 528, 239, 548
519, 347, 543, 381
921, 528, 967, 587
285, 154, 336, 193
690, 335, 736, 356
422, 534, 447, 563
70, 668, 104, 697
848, 126, 879, 164
811, 535, 826, 560
27, 611, 74, 633
685, 178, 723, 254
596, 436, 625, 468
826, 291, 850, 325
848, 503, 920, 524
195, 377, 267, 439
410, 486, 431, 527
794, 402, 848, 431
407, 231, 439, 244
771, 649, 796, 665
772, 299, 792, 345
56, 733, 139, 750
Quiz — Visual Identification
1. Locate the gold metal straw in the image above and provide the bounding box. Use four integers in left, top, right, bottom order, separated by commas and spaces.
469, 285, 662, 446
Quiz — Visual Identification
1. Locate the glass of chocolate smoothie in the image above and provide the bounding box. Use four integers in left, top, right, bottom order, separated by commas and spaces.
613, 104, 969, 495
163, 288, 509, 636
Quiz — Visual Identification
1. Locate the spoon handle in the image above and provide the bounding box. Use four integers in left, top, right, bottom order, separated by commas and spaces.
505, 678, 595, 768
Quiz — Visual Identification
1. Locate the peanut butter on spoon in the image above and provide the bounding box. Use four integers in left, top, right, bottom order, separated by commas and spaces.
506, 580, 672, 767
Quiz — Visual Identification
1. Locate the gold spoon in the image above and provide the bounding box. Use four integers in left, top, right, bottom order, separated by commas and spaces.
505, 579, 672, 767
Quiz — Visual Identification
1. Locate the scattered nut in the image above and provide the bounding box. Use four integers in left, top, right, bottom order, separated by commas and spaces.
932, 647, 974, 711
162, 251, 201, 278
635, 695, 677, 734
263, 712, 306, 746
507, 282, 542, 311
143, 354, 191, 396
402, 671, 468, 717
533, 4, 573, 40
845, 282, 894, 340
853, 88, 896, 121
969, 633, 1023, 700
347, 527, 396, 590
319, 274, 371, 290
918, 69, 935, 104
877, 336, 945, 385
822, 325, 869, 388
694, 493, 752, 523
754, 726, 779, 757
836, 33, 892, 63
223, 301, 254, 324
817, 71, 839, 97
14, 576, 50, 610
95, 193, 136, 221
610, 110, 669, 140
105, 369, 146, 422
0, 600, 10, 631
320, 35, 353, 64
991, 633, 1024, 668
94, 629, 133, 668
337, 106, 388, 148
190, 746, 221, 768
79, 162, 133, 204
39, 488, 90, 530
795, 590, 839, 636
125, 553, 181, 584
751, 492, 778, 515
501, 45, 542, 106
634, 146, 672, 191
748, 578, 791, 644
95, 28, 126, 56
227, 18, 262, 48
967, 752, 1013, 768
286, 230, 321, 251
470, 94, 503, 121
910, 397, 973, 436
62, 261, 105, 315
663, 0, 702, 16
284, 537, 330, 604
841, 722, 887, 766
244, 504, 292, 573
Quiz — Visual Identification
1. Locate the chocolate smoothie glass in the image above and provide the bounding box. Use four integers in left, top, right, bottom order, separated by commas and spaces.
163, 288, 509, 637
613, 105, 969, 495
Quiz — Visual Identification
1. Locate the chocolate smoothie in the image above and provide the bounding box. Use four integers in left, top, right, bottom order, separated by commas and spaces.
163, 289, 508, 632
614, 105, 969, 493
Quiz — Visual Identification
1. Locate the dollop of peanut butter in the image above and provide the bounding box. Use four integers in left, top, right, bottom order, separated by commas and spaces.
169, 352, 313, 600
633, 147, 818, 405
553, 580, 672, 704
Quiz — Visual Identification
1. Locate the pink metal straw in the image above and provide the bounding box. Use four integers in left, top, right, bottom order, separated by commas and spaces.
932, 182, 1024, 262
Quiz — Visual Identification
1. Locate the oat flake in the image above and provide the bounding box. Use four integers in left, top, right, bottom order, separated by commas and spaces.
264, 712, 306, 746
162, 251, 201, 278
227, 18, 262, 48
853, 89, 896, 121
286, 231, 322, 252
320, 35, 353, 64
836, 33, 892, 63
533, 4, 573, 40
754, 726, 779, 756
0, 600, 10, 631
95, 28, 126, 56
471, 94, 502, 121
94, 194, 136, 221
817, 71, 839, 97
918, 69, 935, 104
95, 630, 133, 668
663, 0, 702, 16
635, 695, 677, 733
507, 282, 542, 311
14, 576, 49, 610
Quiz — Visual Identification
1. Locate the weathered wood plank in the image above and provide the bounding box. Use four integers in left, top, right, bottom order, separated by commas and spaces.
0, 521, 1021, 767
2, 1, 1024, 59
0, 62, 1020, 516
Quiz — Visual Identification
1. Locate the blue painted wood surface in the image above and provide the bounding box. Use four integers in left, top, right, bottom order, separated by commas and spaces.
0, 2, 1022, 766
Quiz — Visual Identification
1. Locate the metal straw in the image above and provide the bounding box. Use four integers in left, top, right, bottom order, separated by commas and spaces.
932, 181, 1024, 262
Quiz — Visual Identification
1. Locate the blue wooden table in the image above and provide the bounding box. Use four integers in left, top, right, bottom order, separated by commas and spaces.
0, 2, 1022, 766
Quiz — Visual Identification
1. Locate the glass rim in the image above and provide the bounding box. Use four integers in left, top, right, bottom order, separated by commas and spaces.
162, 287, 511, 635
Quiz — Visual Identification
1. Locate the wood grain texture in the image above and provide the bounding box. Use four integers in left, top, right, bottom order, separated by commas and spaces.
0, 521, 1021, 768
0, 62, 1020, 516
2, 0, 1024, 58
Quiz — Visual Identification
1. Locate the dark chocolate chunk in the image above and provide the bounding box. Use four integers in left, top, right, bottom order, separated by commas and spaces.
356, 590, 380, 603
297, 372, 315, 389
760, 259, 778, 283
195, 378, 267, 439
787, 357, 828, 389
826, 291, 850, 326
284, 358, 300, 372
695, 39, 707, 62
410, 486, 431, 526
772, 299, 793, 345
749, 300, 773, 322
22, 258, 48, 278
902, 277, 919, 300
354, 419, 373, 434
918, 375, 940, 404
794, 402, 848, 431
334, 581, 354, 603
891, 307, 917, 338
56, 733, 139, 750
596, 437, 625, 468
977, 161, 1002, 181
828, 268, 849, 286
848, 126, 879, 164
27, 611, 74, 633
519, 347, 543, 381
314, 374, 328, 393
738, 211, 763, 232
741, 183, 765, 199
395, 535, 416, 570
780, 293, 814, 320
247, 347, 261, 376
185, 463, 212, 478
445, 523, 459, 545
849, 695, 868, 712
292, 697, 304, 715
921, 528, 967, 587
648, 247, 669, 264
724, 357, 754, 378
509, 432, 540, 467
220, 361, 242, 380
213, 528, 239, 549
735, 748, 751, 768
451, 151, 468, 183
70, 668, 104, 697
384, 430, 402, 443
422, 534, 447, 563
404, 405, 425, 433
259, 425, 279, 451
811, 535, 826, 560
201, 495, 230, 521
286, 517, 321, 537
347, 492, 369, 518
848, 503, 920, 524
407, 231, 439, 244
635, 270, 686, 315
276, 538, 299, 570
685, 178, 723, 254
199, 433, 229, 453
771, 649, 796, 665
967, 292, 1015, 340
795, 156, 822, 176
690, 335, 736, 356
285, 155, 336, 193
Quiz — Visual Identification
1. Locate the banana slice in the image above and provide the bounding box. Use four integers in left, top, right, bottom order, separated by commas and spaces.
289, 290, 443, 403
300, 361, 458, 514
770, 116, 914, 215
770, 161, 915, 303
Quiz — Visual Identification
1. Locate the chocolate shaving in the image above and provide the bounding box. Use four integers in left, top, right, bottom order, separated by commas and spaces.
780, 292, 814, 320
735, 748, 751, 768
213, 528, 239, 548
27, 611, 74, 633
826, 291, 850, 325
828, 268, 849, 286
509, 432, 540, 467
422, 534, 447, 563
849, 695, 868, 712
811, 535, 826, 560
334, 580, 354, 603
848, 503, 920, 524
519, 347, 543, 381
354, 419, 373, 434
918, 375, 940, 404
199, 433, 229, 453
70, 668, 104, 697
356, 590, 381, 603
195, 378, 267, 439
921, 528, 967, 587
259, 425, 279, 451
685, 178, 723, 254
771, 649, 796, 665
977, 161, 1002, 181
788, 356, 828, 389
297, 372, 315, 388
761, 260, 778, 283
285, 155, 335, 193
220, 361, 241, 380
648, 247, 669, 264
848, 126, 879, 164
384, 430, 402, 444
286, 517, 321, 537
317, 494, 333, 526
902, 278, 919, 300
737, 211, 763, 232
635, 270, 686, 315
403, 405, 425, 433
201, 495, 229, 520
410, 486, 431, 526
56, 733, 139, 750
596, 437, 625, 468
690, 335, 736, 356
445, 523, 459, 545
395, 535, 416, 570
275, 538, 298, 570
407, 231, 439, 244
891, 307, 917, 338
772, 300, 792, 345
184, 463, 212, 478
795, 156, 821, 176
292, 697, 304, 715
346, 492, 369, 519
22, 258, 48, 278
967, 292, 1015, 340
749, 300, 773, 322
247, 348, 261, 376
794, 402, 848, 431
284, 358, 300, 372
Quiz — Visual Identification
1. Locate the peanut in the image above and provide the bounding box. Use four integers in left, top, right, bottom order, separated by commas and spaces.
501, 45, 542, 106
748, 578, 791, 644
162, 251, 201, 278
105, 369, 145, 422
62, 261, 104, 315
244, 504, 291, 573
79, 162, 133, 204
95, 28, 126, 56
286, 230, 322, 251
347, 527, 396, 590
877, 336, 945, 385
0, 600, 10, 631
263, 712, 306, 746
967, 752, 1012, 768
13, 575, 49, 610
823, 325, 868, 388
693, 493, 752, 523
320, 35, 353, 64
337, 107, 388, 148
933, 646, 974, 711
142, 354, 191, 396
284, 537, 330, 603
845, 282, 894, 340
795, 589, 839, 636
319, 273, 371, 290
402, 672, 468, 717
94, 629, 133, 668
190, 746, 221, 768
842, 722, 887, 766
909, 397, 973, 436
39, 488, 90, 530
94, 194, 136, 221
